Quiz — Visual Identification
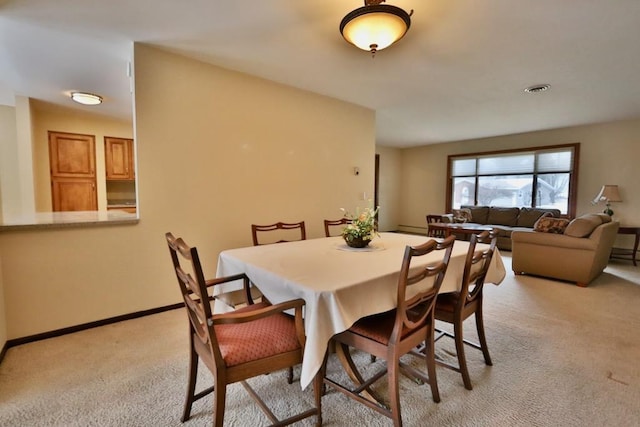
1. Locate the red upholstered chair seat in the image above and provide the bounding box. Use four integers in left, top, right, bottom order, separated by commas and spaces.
216, 311, 301, 367
348, 310, 413, 345
432, 293, 456, 313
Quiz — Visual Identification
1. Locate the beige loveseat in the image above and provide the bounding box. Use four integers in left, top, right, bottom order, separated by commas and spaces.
443, 205, 561, 251
511, 213, 619, 287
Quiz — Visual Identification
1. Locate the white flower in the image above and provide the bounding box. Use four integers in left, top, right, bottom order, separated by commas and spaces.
341, 204, 379, 241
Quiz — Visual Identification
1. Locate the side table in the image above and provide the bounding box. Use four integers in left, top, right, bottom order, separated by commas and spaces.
610, 226, 640, 266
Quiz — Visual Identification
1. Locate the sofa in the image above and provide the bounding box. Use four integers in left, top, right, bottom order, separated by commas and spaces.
511, 213, 619, 287
442, 205, 561, 251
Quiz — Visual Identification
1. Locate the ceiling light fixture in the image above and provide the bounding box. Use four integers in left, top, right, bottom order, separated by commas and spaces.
70, 92, 103, 105
524, 84, 551, 93
340, 0, 413, 57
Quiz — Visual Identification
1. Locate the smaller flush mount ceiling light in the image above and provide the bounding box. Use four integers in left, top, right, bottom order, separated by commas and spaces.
340, 0, 413, 57
70, 91, 103, 105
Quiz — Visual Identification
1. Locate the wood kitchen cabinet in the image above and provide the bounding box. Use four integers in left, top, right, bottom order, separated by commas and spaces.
105, 136, 135, 180
48, 131, 97, 211
51, 177, 97, 211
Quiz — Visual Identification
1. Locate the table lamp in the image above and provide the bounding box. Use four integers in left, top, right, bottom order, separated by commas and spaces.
592, 185, 622, 216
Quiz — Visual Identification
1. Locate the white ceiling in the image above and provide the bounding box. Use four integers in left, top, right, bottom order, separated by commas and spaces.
1, 0, 640, 148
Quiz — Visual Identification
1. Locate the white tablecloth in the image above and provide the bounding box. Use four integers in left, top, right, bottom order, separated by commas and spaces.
216, 232, 506, 389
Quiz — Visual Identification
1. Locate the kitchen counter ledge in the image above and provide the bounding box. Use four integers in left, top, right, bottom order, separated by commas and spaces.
0, 210, 139, 231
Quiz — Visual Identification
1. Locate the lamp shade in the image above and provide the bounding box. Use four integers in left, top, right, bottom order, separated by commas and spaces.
593, 185, 622, 203
340, 3, 412, 55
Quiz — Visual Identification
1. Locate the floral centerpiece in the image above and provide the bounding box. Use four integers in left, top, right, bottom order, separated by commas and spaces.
340, 204, 379, 248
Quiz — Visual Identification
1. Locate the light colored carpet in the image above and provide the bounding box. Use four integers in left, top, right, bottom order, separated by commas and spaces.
1, 255, 639, 426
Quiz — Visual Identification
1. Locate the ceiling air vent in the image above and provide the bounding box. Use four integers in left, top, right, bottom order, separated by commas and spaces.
524, 84, 551, 93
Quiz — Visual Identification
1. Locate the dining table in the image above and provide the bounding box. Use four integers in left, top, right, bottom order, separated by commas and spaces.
216, 232, 507, 389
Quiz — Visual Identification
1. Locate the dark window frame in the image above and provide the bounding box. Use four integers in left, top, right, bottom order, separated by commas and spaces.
446, 143, 580, 218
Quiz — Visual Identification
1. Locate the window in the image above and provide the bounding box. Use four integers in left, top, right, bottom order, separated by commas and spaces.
447, 144, 579, 216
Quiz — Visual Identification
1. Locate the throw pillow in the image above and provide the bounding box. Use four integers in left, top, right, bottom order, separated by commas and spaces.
516, 208, 551, 227
452, 208, 473, 223
564, 214, 603, 238
596, 213, 612, 223
533, 217, 570, 234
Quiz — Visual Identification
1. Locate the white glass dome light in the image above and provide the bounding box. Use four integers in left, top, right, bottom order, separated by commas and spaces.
340, 1, 413, 56
70, 92, 103, 105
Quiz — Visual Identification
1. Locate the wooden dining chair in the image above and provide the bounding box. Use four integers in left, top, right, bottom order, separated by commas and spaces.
216, 221, 307, 383
426, 214, 446, 238
433, 229, 497, 390
324, 218, 352, 237
215, 220, 306, 310
322, 235, 456, 427
165, 232, 322, 427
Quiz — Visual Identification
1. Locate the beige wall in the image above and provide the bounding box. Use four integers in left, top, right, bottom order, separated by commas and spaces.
15, 97, 36, 215
395, 118, 640, 247
0, 102, 34, 219
375, 146, 402, 231
0, 43, 375, 339
0, 105, 17, 219
133, 43, 375, 241
31, 101, 134, 211
0, 255, 6, 350
0, 107, 13, 351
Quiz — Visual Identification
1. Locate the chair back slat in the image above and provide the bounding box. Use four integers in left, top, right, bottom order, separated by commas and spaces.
460, 230, 497, 304
426, 214, 446, 238
324, 218, 353, 237
251, 221, 306, 245
166, 233, 222, 361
